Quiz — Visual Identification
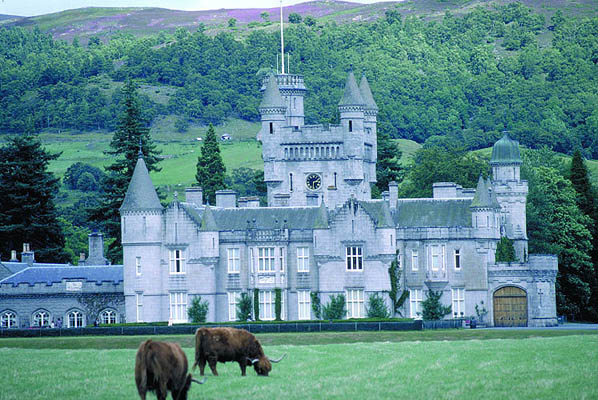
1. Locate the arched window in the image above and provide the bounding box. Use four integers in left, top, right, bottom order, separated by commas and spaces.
33, 310, 50, 327
100, 309, 117, 325
67, 310, 84, 328
1, 311, 17, 328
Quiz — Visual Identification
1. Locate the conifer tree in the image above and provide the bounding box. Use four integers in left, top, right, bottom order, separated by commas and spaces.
495, 237, 517, 262
0, 135, 69, 262
195, 124, 226, 204
376, 130, 403, 194
91, 80, 161, 263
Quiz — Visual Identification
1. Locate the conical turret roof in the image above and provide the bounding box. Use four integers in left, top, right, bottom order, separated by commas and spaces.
338, 70, 365, 106
120, 155, 163, 212
486, 177, 501, 209
259, 74, 286, 109
200, 204, 218, 231
491, 133, 521, 164
470, 175, 492, 208
359, 73, 378, 110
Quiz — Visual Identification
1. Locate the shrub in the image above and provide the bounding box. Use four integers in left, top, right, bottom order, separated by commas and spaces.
496, 236, 517, 262
311, 292, 321, 319
253, 288, 260, 321
323, 294, 346, 320
236, 292, 252, 322
366, 292, 390, 318
421, 290, 452, 321
289, 13, 302, 23
275, 288, 282, 321
187, 295, 209, 323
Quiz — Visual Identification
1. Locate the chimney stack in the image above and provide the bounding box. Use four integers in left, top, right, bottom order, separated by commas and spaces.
185, 187, 203, 207
245, 196, 261, 208
215, 190, 237, 208
85, 231, 108, 265
10, 250, 18, 262
388, 181, 398, 208
21, 243, 35, 265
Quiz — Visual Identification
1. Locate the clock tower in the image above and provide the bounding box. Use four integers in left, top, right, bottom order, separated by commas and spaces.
257, 69, 378, 208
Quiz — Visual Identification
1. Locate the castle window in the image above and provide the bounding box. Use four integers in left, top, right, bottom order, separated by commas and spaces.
298, 290, 311, 320
349, 120, 353, 132
142, 216, 147, 235
249, 248, 254, 273
258, 247, 276, 272
169, 249, 186, 274
346, 246, 363, 271
136, 256, 141, 276
269, 122, 273, 134
227, 248, 240, 273
290, 173, 293, 192
334, 172, 337, 187
279, 247, 286, 272
430, 245, 444, 271
297, 247, 309, 272
136, 293, 143, 322
454, 249, 461, 270
33, 310, 50, 327
452, 288, 465, 318
346, 289, 364, 318
409, 289, 423, 318
1, 311, 17, 328
259, 290, 275, 320
411, 249, 419, 271
228, 291, 240, 321
100, 309, 117, 325
169, 292, 187, 323
67, 310, 83, 328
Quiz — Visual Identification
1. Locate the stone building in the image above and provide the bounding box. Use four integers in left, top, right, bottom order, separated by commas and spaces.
0, 235, 124, 328
121, 70, 557, 327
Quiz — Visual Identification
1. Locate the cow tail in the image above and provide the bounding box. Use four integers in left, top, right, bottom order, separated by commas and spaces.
136, 340, 150, 391
192, 329, 201, 371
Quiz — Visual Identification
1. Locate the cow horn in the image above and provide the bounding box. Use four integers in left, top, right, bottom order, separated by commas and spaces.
268, 354, 286, 363
247, 357, 259, 364
192, 377, 207, 385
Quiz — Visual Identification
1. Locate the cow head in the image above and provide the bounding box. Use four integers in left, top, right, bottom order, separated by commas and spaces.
248, 354, 285, 376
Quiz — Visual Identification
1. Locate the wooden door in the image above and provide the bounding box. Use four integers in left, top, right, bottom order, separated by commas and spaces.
493, 286, 527, 327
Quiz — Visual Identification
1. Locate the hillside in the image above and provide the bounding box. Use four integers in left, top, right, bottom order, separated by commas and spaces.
3, 0, 597, 43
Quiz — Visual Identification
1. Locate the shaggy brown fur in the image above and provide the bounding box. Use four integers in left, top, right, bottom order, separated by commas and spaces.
193, 327, 273, 376
135, 340, 195, 400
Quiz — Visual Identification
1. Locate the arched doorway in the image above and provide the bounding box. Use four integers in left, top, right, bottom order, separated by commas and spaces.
493, 286, 527, 327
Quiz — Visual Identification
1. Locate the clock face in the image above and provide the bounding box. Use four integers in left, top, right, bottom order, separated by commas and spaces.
305, 173, 322, 191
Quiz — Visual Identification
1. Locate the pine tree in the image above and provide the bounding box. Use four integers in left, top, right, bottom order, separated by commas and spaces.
376, 130, 403, 194
196, 124, 226, 204
0, 135, 69, 262
91, 80, 161, 263
496, 237, 517, 262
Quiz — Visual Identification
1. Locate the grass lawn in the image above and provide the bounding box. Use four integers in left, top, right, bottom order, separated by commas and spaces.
1, 331, 596, 399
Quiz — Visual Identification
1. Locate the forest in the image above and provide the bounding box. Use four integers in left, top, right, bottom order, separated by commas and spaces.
1, 3, 598, 156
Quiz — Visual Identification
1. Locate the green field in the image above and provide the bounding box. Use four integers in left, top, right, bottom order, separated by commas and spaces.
1, 331, 597, 400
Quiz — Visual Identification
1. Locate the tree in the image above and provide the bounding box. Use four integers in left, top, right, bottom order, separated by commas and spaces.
304, 16, 316, 26
421, 290, 452, 320
310, 292, 321, 319
236, 292, 253, 322
253, 288, 260, 321
288, 13, 302, 24
366, 293, 390, 318
63, 162, 105, 191
188, 296, 209, 323
275, 288, 282, 321
260, 12, 270, 23
228, 18, 236, 28
58, 217, 91, 265
91, 80, 161, 263
496, 237, 517, 262
322, 294, 346, 320
225, 168, 266, 205
376, 130, 403, 194
195, 124, 226, 205
388, 251, 409, 316
0, 135, 69, 263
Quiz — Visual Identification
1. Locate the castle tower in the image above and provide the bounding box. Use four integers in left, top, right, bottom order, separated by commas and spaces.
120, 152, 163, 323
471, 175, 501, 264
359, 73, 378, 189
258, 74, 287, 142
264, 73, 307, 128
490, 133, 528, 260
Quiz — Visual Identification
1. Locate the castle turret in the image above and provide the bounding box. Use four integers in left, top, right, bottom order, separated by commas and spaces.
120, 152, 163, 323
338, 69, 365, 135
359, 73, 378, 187
258, 74, 287, 141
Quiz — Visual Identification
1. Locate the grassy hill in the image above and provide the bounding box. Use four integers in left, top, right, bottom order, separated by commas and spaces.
3, 0, 597, 44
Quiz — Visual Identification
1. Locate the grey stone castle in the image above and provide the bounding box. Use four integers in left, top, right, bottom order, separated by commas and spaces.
120, 70, 558, 327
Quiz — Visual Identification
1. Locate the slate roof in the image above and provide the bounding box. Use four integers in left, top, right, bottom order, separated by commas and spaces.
0, 266, 123, 287
393, 199, 472, 227
180, 203, 328, 230
120, 155, 163, 212
359, 74, 378, 110
259, 74, 286, 109
470, 175, 492, 208
357, 200, 393, 228
0, 262, 68, 275
338, 70, 365, 106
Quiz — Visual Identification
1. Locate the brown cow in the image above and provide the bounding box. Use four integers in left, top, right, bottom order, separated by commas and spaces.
135, 339, 205, 400
193, 327, 285, 376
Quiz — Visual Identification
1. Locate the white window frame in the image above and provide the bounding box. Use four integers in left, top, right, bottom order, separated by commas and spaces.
346, 246, 363, 271
409, 289, 423, 318
411, 249, 419, 271
297, 290, 311, 320
100, 309, 117, 325
452, 288, 465, 318
136, 292, 143, 322
227, 248, 240, 274
67, 310, 83, 328
33, 310, 50, 327
297, 247, 310, 272
454, 249, 461, 270
169, 249, 186, 274
169, 292, 188, 323
135, 256, 141, 276
259, 290, 275, 321
430, 245, 443, 271
346, 289, 365, 318
258, 247, 275, 273
1, 311, 17, 328
228, 291, 240, 321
